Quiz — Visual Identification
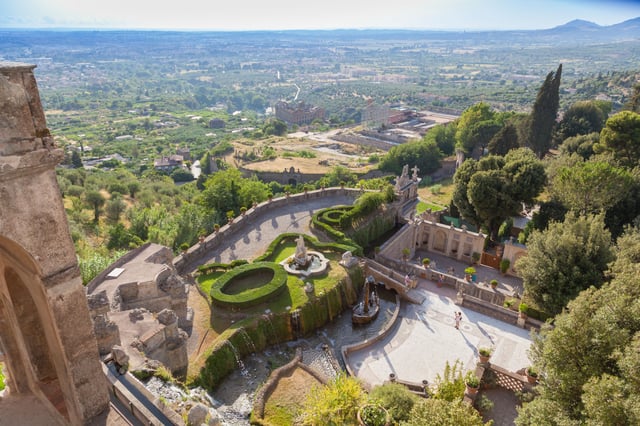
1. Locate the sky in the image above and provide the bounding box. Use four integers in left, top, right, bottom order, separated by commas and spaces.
1, 0, 639, 31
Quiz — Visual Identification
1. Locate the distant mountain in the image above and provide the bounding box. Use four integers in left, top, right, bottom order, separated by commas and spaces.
551, 19, 602, 31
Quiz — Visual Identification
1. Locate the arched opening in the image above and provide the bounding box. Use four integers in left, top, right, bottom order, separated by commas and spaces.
0, 238, 71, 422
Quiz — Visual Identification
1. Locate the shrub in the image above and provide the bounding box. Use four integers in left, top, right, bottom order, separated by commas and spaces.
422, 258, 431, 266
369, 383, 418, 423
209, 262, 287, 309
519, 302, 528, 313
302, 373, 366, 425
500, 258, 510, 273
359, 405, 388, 426
526, 366, 538, 378
432, 360, 465, 401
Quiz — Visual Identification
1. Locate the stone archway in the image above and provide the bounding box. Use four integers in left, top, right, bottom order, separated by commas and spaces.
0, 237, 71, 423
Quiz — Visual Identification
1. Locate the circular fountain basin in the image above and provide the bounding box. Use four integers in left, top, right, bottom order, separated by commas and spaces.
280, 250, 329, 277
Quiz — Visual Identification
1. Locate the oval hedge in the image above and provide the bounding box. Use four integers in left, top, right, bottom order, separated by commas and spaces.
210, 262, 288, 309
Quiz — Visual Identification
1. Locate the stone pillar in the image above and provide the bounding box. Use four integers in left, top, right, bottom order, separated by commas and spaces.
0, 62, 109, 424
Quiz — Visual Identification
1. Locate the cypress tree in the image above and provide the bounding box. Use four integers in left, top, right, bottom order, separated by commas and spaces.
526, 64, 562, 158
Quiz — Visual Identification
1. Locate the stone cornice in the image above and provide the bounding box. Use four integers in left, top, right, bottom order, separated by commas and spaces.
0, 147, 63, 181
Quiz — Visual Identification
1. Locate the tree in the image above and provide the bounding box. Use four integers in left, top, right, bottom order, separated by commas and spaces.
378, 139, 443, 177
105, 195, 126, 223
524, 64, 562, 158
488, 122, 519, 156
454, 102, 495, 155
127, 181, 141, 198
515, 213, 613, 315
516, 228, 640, 424
452, 149, 545, 239
71, 150, 83, 168
554, 100, 608, 144
623, 83, 640, 113
423, 123, 457, 156
85, 190, 105, 222
557, 132, 598, 159
550, 159, 634, 215
598, 110, 640, 167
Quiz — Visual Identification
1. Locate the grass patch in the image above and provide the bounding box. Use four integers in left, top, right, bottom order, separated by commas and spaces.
417, 177, 455, 207
416, 201, 446, 214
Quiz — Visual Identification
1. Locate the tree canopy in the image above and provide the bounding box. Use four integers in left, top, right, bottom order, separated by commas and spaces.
452, 148, 546, 239
524, 64, 562, 158
597, 110, 640, 167
379, 139, 443, 177
516, 228, 640, 425
516, 213, 613, 315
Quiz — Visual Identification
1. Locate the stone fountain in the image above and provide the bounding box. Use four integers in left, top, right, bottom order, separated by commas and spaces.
352, 275, 380, 324
281, 235, 329, 277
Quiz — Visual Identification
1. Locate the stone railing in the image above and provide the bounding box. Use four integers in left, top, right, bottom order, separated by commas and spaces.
173, 187, 362, 274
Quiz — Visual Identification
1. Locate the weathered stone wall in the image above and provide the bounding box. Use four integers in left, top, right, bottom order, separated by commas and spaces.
0, 62, 109, 423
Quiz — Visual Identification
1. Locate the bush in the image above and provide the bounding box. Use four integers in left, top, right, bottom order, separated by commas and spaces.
500, 258, 510, 273
209, 262, 288, 309
369, 383, 418, 423
302, 373, 366, 425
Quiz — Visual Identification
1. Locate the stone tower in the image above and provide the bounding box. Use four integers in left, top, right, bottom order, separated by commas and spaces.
0, 62, 109, 424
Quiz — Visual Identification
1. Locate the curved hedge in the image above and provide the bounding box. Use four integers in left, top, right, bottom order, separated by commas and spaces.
210, 262, 288, 309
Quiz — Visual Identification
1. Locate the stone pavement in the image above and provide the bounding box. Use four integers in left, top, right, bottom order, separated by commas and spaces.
345, 281, 532, 388
414, 249, 525, 297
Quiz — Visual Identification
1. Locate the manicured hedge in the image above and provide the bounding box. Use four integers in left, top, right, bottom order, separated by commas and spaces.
197, 259, 249, 275
253, 232, 359, 262
209, 262, 288, 309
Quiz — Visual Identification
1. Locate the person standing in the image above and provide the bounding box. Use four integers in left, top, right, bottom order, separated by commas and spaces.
454, 311, 462, 329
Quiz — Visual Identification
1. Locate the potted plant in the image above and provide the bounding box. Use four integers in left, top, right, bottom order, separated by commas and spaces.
464, 266, 476, 282
471, 251, 480, 264
402, 248, 410, 262
500, 258, 510, 274
478, 347, 492, 364
475, 394, 494, 416
213, 223, 220, 233
179, 242, 189, 254
357, 404, 390, 426
240, 206, 247, 216
525, 366, 538, 384
490, 279, 498, 290
518, 302, 528, 319
422, 257, 431, 268
465, 371, 480, 395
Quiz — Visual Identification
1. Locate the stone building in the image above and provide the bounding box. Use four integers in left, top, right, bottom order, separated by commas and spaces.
0, 62, 109, 424
274, 100, 325, 125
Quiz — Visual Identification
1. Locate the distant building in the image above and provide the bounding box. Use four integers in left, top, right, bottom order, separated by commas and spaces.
275, 101, 325, 125
176, 147, 191, 161
154, 155, 184, 172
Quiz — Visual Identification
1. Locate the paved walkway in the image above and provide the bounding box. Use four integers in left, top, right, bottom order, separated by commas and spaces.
345, 281, 532, 388
186, 194, 357, 271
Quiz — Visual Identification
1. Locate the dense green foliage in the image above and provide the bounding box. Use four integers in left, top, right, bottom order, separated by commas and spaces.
379, 139, 443, 177
452, 148, 546, 239
516, 213, 613, 316
401, 399, 486, 426
368, 383, 419, 423
516, 228, 640, 425
524, 64, 562, 158
302, 373, 366, 425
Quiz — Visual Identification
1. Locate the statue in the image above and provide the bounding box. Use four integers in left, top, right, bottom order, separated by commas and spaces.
294, 235, 308, 266
411, 165, 420, 181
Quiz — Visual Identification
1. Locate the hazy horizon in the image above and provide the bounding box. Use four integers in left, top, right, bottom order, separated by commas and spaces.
1, 0, 639, 32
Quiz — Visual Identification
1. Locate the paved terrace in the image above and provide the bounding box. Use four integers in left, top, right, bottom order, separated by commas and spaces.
344, 282, 532, 388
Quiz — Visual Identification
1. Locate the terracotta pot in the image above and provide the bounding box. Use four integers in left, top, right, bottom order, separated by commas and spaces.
465, 385, 479, 396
